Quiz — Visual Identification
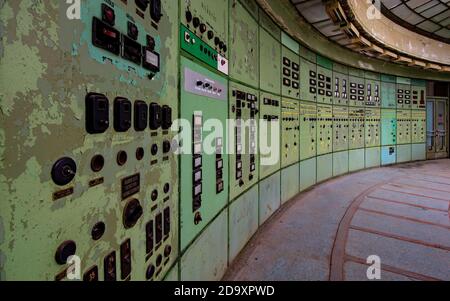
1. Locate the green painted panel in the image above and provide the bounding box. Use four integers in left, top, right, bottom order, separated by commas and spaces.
281, 98, 300, 167
397, 144, 412, 163
349, 67, 365, 78
333, 106, 349, 152
164, 264, 179, 281
365, 71, 380, 80
300, 102, 317, 160
333, 62, 348, 75
281, 32, 300, 54
397, 109, 412, 145
317, 104, 333, 155
180, 210, 228, 281
1, 0, 179, 281
365, 108, 381, 148
229, 186, 259, 262
317, 66, 333, 104
180, 57, 229, 251
317, 154, 333, 183
365, 147, 381, 168
349, 149, 365, 172
300, 45, 316, 63
259, 92, 281, 179
333, 71, 349, 106
397, 77, 411, 85
381, 109, 397, 145
412, 144, 426, 161
300, 157, 317, 192
333, 151, 349, 177
259, 28, 281, 94
300, 58, 317, 102
381, 81, 397, 109
412, 110, 426, 143
229, 0, 259, 87
381, 74, 397, 83
281, 163, 300, 204
238, 0, 260, 19
229, 81, 260, 201
259, 8, 281, 41
411, 79, 426, 87
259, 171, 281, 225
282, 47, 301, 99
317, 55, 333, 70
181, 0, 228, 54
397, 83, 412, 109
349, 108, 365, 149
349, 76, 366, 107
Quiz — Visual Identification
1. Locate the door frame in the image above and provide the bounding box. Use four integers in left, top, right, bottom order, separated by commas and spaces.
426, 97, 449, 160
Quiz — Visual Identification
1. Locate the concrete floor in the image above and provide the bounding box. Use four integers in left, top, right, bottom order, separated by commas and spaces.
224, 160, 450, 281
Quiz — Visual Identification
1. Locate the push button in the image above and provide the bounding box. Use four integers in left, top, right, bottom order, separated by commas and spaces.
86, 93, 109, 134
114, 97, 132, 132
55, 240, 77, 265
134, 101, 148, 131
149, 103, 162, 130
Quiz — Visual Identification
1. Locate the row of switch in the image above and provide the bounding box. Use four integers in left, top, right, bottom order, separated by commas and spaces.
185, 11, 227, 53
86, 93, 172, 134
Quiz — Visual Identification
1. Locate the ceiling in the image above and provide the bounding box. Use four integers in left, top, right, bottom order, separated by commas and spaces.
380, 0, 450, 43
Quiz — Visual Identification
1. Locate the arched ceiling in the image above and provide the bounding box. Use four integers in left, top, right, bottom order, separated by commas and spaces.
290, 0, 450, 72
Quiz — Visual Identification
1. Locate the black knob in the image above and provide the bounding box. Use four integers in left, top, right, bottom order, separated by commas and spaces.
123, 199, 143, 229
219, 41, 224, 49
51, 157, 77, 186
222, 44, 227, 52
151, 144, 158, 156
146, 264, 155, 280
91, 222, 106, 241
200, 23, 207, 33
207, 30, 214, 40
185, 10, 193, 23
163, 140, 171, 153
55, 240, 77, 265
214, 37, 220, 46
192, 17, 200, 28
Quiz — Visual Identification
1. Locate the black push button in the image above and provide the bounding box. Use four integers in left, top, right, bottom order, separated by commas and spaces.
114, 97, 132, 132
86, 93, 109, 134
123, 199, 143, 229
51, 157, 77, 186
134, 101, 148, 131
55, 240, 77, 265
163, 140, 171, 154
161, 105, 173, 130
127, 21, 139, 40
101, 4, 115, 26
146, 264, 155, 280
91, 222, 106, 241
163, 207, 170, 236
149, 103, 162, 130
146, 220, 154, 254
150, 0, 162, 23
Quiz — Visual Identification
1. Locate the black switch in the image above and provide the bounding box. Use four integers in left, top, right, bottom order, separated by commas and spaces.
51, 157, 77, 186
114, 97, 132, 132
155, 213, 163, 245
207, 30, 214, 40
127, 21, 139, 40
120, 239, 132, 280
55, 240, 77, 265
101, 3, 115, 26
193, 17, 200, 28
135, 0, 149, 11
163, 140, 171, 153
83, 266, 99, 282
104, 252, 116, 281
150, 0, 162, 23
161, 105, 173, 130
92, 17, 120, 55
163, 207, 170, 236
146, 220, 154, 254
86, 93, 109, 134
134, 101, 148, 131
149, 103, 162, 130
123, 199, 143, 229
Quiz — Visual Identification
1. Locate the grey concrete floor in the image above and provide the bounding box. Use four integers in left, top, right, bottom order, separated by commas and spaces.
224, 160, 450, 281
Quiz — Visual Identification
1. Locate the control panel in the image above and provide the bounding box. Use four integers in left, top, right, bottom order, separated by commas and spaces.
397, 110, 412, 144
260, 27, 281, 94
300, 57, 318, 102
180, 57, 229, 251
381, 80, 397, 109
381, 109, 397, 146
365, 108, 381, 148
316, 66, 333, 105
411, 85, 426, 110
181, 0, 229, 74
1, 0, 179, 281
333, 106, 349, 152
396, 84, 412, 110
333, 68, 349, 106
411, 110, 426, 144
365, 79, 381, 107
300, 102, 317, 160
317, 104, 333, 155
282, 47, 301, 99
348, 76, 366, 107
281, 98, 300, 167
229, 0, 259, 87
260, 92, 282, 179
349, 108, 365, 149
229, 82, 260, 200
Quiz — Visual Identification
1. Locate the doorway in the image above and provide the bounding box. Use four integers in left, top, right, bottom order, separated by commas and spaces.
427, 97, 449, 159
